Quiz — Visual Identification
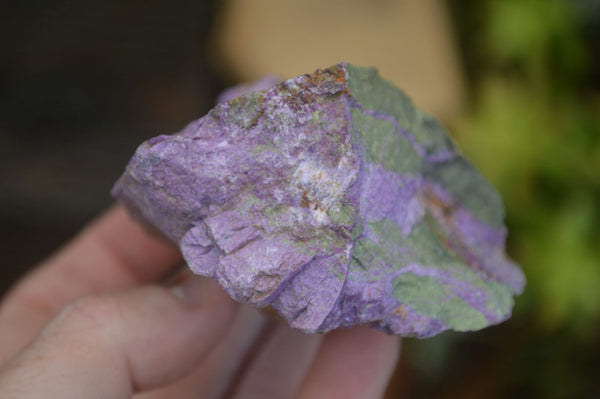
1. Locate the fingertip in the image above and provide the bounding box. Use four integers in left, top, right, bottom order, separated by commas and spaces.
0, 205, 184, 363
117, 280, 238, 390
297, 326, 401, 399
0, 280, 238, 398
91, 205, 182, 279
346, 325, 401, 363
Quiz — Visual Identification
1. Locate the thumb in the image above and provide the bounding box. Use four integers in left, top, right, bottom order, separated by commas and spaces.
0, 275, 237, 398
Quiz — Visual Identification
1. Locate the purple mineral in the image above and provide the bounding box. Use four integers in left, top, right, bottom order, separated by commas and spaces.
112, 63, 525, 338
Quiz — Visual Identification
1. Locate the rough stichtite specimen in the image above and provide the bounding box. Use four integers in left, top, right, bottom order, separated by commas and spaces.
112, 63, 525, 338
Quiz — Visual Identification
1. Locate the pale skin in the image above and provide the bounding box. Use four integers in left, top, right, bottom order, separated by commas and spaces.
0, 206, 400, 398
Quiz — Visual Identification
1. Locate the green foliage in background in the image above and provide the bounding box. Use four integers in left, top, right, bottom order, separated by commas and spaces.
454, 0, 600, 333
404, 1, 600, 397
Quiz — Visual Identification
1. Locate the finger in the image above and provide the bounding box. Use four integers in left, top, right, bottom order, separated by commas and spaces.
296, 326, 400, 399
0, 205, 181, 362
0, 276, 237, 399
230, 325, 322, 399
136, 305, 269, 399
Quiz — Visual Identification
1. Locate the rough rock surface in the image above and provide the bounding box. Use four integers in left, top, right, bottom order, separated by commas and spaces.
112, 63, 525, 337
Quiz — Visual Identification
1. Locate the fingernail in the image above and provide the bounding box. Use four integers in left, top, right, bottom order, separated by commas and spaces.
171, 274, 205, 306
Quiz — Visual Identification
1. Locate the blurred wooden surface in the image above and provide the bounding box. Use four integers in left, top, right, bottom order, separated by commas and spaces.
214, 0, 465, 120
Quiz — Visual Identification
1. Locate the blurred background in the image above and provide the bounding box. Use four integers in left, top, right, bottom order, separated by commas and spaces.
1, 0, 599, 397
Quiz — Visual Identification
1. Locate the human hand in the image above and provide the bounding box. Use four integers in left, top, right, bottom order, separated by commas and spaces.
0, 206, 399, 398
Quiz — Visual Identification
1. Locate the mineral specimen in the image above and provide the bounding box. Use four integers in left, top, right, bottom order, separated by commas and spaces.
112, 63, 525, 338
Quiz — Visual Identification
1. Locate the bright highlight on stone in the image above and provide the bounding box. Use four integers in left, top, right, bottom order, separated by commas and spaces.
112, 63, 525, 338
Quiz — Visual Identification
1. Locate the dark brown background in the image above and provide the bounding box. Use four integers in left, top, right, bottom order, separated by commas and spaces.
0, 0, 225, 294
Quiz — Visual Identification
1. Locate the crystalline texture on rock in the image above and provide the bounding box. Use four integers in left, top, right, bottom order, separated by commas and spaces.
112, 63, 525, 338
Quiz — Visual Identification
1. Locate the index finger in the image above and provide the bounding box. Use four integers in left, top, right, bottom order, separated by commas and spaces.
0, 205, 182, 362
